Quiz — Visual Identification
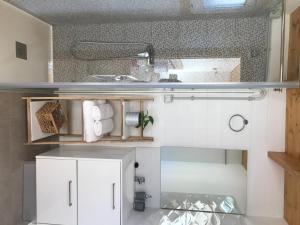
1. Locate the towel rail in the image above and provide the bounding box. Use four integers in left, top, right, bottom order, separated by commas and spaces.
163, 89, 267, 103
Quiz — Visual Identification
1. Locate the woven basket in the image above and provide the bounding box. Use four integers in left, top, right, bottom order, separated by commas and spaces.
36, 102, 67, 134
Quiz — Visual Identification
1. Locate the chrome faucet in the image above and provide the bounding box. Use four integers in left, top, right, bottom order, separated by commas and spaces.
135, 176, 145, 184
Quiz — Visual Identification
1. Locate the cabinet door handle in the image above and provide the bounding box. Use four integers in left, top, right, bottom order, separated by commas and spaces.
112, 183, 116, 210
68, 180, 72, 207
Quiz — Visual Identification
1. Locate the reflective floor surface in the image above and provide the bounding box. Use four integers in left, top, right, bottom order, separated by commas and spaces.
126, 208, 288, 225
161, 192, 242, 215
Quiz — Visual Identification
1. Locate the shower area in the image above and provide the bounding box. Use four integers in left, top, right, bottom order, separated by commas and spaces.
50, 0, 285, 84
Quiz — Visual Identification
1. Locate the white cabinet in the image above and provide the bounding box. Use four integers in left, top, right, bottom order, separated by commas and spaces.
36, 146, 135, 225
78, 160, 121, 225
36, 158, 77, 225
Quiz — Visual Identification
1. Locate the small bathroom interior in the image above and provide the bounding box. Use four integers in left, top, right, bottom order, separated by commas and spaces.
1, 0, 300, 225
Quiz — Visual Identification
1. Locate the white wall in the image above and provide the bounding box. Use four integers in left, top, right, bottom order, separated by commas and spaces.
67, 89, 285, 217
132, 89, 285, 218
0, 0, 51, 82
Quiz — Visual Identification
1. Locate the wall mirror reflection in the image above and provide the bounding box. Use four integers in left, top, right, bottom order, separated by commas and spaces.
154, 58, 241, 83
160, 147, 248, 215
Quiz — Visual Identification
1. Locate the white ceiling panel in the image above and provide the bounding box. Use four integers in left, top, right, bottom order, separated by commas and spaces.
4, 0, 282, 24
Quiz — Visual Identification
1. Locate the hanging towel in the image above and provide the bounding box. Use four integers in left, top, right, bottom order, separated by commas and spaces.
94, 119, 114, 137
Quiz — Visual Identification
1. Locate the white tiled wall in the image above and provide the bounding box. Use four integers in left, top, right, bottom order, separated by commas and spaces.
135, 89, 285, 218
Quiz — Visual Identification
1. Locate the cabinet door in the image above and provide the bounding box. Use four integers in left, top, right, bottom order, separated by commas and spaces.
78, 160, 121, 225
36, 159, 77, 225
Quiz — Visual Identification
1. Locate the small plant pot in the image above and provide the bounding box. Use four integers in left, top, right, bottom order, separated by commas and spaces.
125, 112, 140, 127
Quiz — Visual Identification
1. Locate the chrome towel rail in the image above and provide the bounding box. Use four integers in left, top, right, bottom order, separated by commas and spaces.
164, 89, 267, 103
70, 41, 154, 64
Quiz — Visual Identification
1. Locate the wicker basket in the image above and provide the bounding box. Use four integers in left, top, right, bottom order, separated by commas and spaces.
36, 102, 67, 134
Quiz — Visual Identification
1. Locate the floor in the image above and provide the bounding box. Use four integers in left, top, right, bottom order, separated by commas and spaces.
126, 208, 288, 225
27, 208, 288, 225
161, 192, 242, 214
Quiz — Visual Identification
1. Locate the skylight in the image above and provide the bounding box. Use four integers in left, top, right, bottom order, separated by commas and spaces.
203, 0, 247, 8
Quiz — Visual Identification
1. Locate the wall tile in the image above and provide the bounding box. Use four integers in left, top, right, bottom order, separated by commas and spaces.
53, 25, 78, 60
236, 16, 268, 48
0, 140, 11, 178
123, 22, 152, 43
0, 93, 54, 225
178, 19, 208, 50
206, 18, 237, 48
86, 60, 131, 77
151, 21, 180, 57
54, 59, 88, 82
0, 176, 13, 225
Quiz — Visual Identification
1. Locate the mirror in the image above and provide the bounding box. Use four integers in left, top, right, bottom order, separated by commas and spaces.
154, 58, 241, 82
160, 147, 247, 215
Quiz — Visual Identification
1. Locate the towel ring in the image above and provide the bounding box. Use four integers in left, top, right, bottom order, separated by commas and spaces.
229, 114, 248, 132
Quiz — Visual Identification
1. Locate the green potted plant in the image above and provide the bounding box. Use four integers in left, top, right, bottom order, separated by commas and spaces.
136, 111, 154, 129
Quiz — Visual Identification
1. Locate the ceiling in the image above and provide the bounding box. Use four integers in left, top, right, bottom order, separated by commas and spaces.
286, 0, 300, 14
4, 0, 282, 25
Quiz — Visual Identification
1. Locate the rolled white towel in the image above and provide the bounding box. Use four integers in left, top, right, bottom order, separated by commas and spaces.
92, 106, 101, 121
97, 100, 106, 105
83, 101, 98, 143
94, 119, 114, 137
92, 104, 114, 121
97, 103, 114, 120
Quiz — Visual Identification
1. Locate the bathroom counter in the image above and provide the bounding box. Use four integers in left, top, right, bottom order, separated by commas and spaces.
36, 145, 135, 160
125, 208, 288, 225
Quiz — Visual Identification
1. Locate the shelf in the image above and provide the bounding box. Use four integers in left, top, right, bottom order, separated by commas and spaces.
28, 135, 154, 145
23, 95, 154, 145
23, 95, 154, 101
268, 152, 300, 176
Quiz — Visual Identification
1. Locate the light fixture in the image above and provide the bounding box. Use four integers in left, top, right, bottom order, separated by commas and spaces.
203, 0, 246, 8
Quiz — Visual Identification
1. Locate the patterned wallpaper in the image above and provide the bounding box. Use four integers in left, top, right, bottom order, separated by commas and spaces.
53, 16, 269, 82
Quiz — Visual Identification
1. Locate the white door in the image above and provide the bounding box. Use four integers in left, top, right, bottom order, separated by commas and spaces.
78, 160, 121, 225
36, 158, 77, 225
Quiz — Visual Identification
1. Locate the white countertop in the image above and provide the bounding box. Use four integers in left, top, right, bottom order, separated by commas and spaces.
36, 145, 135, 160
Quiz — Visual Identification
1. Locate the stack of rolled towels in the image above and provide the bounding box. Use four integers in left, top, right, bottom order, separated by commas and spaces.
83, 100, 114, 143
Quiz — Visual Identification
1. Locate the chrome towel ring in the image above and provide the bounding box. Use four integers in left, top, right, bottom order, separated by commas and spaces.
229, 114, 249, 132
